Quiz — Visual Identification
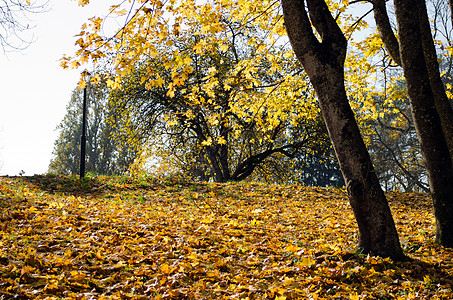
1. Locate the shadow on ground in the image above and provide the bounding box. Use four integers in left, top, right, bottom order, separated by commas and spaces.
18, 174, 162, 197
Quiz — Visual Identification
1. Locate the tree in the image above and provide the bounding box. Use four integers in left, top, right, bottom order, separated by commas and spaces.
0, 0, 48, 53
248, 117, 345, 186
371, 0, 453, 247
281, 0, 404, 259
354, 0, 452, 192
372, 0, 453, 160
290, 145, 345, 187
430, 0, 453, 88
49, 78, 137, 175
394, 0, 453, 247
108, 29, 331, 183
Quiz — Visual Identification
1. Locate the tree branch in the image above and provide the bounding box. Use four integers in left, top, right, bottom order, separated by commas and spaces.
371, 0, 402, 66
231, 139, 307, 181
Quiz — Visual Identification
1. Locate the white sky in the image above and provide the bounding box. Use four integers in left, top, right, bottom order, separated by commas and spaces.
0, 1, 113, 176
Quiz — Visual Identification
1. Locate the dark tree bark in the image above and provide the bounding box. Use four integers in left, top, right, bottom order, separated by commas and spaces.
372, 0, 402, 66
219, 123, 231, 180
281, 0, 405, 259
394, 0, 453, 247
417, 0, 453, 160
372, 0, 453, 160
231, 140, 308, 181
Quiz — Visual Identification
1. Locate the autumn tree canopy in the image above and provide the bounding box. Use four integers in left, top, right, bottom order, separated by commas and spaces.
106, 27, 338, 183
64, 0, 376, 181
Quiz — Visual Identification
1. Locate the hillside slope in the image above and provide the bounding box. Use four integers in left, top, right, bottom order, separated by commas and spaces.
0, 175, 452, 299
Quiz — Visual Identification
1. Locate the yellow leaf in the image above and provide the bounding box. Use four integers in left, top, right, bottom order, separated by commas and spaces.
201, 218, 213, 224
193, 43, 203, 54
282, 276, 295, 286
160, 263, 171, 274
113, 8, 127, 16
187, 252, 198, 260
78, 0, 90, 7
29, 207, 39, 213
167, 119, 178, 126
183, 56, 192, 65
285, 244, 300, 252
95, 251, 104, 260
201, 137, 213, 146
64, 248, 73, 258
49, 201, 64, 208
251, 218, 259, 226
218, 136, 226, 145
78, 80, 87, 90
106, 79, 115, 88
349, 292, 359, 300
423, 275, 432, 284
219, 44, 228, 52
296, 256, 316, 267
209, 118, 219, 126
90, 74, 100, 84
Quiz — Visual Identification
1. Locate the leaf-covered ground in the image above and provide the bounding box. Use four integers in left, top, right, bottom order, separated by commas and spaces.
0, 175, 452, 299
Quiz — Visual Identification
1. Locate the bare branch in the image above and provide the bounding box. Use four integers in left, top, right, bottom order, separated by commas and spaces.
0, 0, 48, 53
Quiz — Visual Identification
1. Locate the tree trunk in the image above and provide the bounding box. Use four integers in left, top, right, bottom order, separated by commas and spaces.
394, 0, 453, 247
191, 121, 226, 182
417, 0, 453, 160
373, 0, 453, 160
281, 0, 405, 259
372, 0, 402, 66
219, 123, 231, 181
205, 146, 226, 182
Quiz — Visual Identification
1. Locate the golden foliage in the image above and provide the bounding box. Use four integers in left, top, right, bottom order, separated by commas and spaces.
1, 175, 452, 298
64, 0, 383, 125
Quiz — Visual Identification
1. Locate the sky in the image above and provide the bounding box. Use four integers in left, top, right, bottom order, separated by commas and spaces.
0, 1, 113, 176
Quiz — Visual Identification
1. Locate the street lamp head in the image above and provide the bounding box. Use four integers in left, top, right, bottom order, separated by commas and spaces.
81, 70, 91, 83
80, 70, 92, 90
81, 70, 91, 77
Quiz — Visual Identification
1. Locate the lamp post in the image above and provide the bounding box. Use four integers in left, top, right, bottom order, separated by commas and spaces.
80, 71, 90, 179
